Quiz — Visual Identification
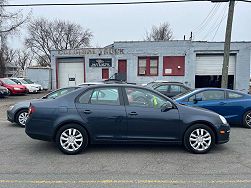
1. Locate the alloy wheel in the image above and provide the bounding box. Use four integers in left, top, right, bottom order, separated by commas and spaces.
60, 128, 83, 152
189, 128, 212, 152
18, 112, 29, 126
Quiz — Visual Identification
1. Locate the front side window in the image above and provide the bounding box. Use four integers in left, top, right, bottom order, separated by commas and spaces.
195, 90, 225, 101
138, 57, 158, 76
125, 88, 166, 108
90, 88, 120, 105
170, 85, 181, 93
228, 91, 243, 99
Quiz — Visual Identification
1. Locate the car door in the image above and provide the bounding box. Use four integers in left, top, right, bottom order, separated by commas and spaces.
75, 87, 127, 141
183, 89, 227, 116
124, 87, 182, 142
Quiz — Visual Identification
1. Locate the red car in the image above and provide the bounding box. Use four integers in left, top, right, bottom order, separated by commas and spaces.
0, 78, 28, 95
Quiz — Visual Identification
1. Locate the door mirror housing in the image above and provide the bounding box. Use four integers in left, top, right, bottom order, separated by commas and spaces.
193, 97, 202, 103
161, 101, 173, 112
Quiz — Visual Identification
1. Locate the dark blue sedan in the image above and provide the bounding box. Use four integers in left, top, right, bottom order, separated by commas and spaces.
175, 88, 251, 128
25, 85, 230, 155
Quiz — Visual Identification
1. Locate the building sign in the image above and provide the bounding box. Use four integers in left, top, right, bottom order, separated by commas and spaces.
57, 48, 124, 56
89, 59, 112, 67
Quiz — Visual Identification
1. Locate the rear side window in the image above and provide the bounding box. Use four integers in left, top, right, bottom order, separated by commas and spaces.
78, 89, 93, 104
90, 88, 120, 105
155, 85, 168, 92
228, 91, 243, 99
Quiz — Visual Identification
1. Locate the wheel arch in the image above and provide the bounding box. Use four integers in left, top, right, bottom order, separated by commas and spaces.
14, 108, 29, 123
53, 121, 91, 143
183, 121, 218, 143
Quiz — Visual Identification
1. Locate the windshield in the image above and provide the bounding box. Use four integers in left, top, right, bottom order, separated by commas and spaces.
19, 79, 29, 84
23, 79, 34, 84
1, 78, 18, 85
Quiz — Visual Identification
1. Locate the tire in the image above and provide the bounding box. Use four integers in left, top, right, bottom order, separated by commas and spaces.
243, 111, 251, 129
55, 124, 89, 155
15, 109, 29, 128
183, 124, 215, 154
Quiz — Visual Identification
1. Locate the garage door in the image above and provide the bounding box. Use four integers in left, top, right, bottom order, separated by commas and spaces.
196, 55, 236, 75
58, 58, 85, 88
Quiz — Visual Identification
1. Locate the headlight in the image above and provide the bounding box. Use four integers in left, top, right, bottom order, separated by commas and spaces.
219, 115, 227, 124
14, 88, 21, 90
8, 105, 14, 111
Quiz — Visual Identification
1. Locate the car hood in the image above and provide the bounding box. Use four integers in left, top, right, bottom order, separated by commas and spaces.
178, 103, 220, 116
8, 84, 27, 89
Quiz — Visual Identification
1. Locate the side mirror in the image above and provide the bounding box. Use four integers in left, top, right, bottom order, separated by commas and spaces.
193, 97, 202, 103
161, 102, 173, 112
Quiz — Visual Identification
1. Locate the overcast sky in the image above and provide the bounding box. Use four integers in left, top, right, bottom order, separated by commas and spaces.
6, 0, 251, 48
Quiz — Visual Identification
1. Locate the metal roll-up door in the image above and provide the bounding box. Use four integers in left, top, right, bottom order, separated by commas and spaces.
196, 55, 236, 75
58, 58, 85, 88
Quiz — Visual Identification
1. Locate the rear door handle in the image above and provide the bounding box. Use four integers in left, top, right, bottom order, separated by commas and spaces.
129, 112, 138, 116
83, 110, 92, 114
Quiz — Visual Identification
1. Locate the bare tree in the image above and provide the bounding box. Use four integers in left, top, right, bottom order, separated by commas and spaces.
0, 0, 30, 77
25, 18, 93, 67
14, 49, 33, 70
145, 22, 173, 41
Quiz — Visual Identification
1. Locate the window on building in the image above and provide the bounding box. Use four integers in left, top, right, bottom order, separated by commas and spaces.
102, 68, 109, 79
138, 57, 158, 76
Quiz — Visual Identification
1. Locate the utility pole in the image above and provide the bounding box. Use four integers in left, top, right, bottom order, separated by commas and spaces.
221, 0, 235, 88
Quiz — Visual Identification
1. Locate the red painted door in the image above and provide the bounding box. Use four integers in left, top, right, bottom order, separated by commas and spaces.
102, 68, 109, 79
118, 60, 127, 81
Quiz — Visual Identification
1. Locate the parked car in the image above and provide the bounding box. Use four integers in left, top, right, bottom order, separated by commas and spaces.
0, 78, 27, 95
175, 88, 251, 128
25, 84, 230, 155
146, 81, 192, 98
0, 86, 9, 98
7, 86, 80, 127
21, 78, 43, 91
10, 77, 39, 93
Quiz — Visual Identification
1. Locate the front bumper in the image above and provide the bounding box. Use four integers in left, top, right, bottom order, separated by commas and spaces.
0, 90, 9, 96
7, 109, 15, 123
216, 123, 230, 144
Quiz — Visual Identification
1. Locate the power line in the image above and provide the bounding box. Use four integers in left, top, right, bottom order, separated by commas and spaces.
193, 3, 221, 35
0, 0, 219, 7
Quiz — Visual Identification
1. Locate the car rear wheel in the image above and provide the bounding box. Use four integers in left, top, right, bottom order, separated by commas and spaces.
16, 109, 29, 127
56, 124, 88, 155
184, 124, 215, 154
243, 111, 251, 129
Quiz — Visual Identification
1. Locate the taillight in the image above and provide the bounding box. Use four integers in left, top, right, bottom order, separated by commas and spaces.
28, 105, 35, 115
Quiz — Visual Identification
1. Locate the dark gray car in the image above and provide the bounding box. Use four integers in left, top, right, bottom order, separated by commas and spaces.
0, 86, 9, 97
7, 86, 80, 127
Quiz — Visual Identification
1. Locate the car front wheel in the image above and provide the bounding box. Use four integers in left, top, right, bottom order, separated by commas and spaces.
16, 109, 29, 127
184, 124, 215, 154
56, 124, 88, 155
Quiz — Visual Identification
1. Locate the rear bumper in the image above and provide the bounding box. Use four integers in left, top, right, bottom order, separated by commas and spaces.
25, 118, 54, 142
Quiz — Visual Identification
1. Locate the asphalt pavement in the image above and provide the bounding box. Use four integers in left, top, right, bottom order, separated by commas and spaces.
0, 94, 251, 188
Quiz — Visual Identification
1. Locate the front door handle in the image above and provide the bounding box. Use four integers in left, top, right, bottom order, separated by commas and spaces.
129, 112, 138, 116
83, 110, 92, 114
219, 102, 226, 105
